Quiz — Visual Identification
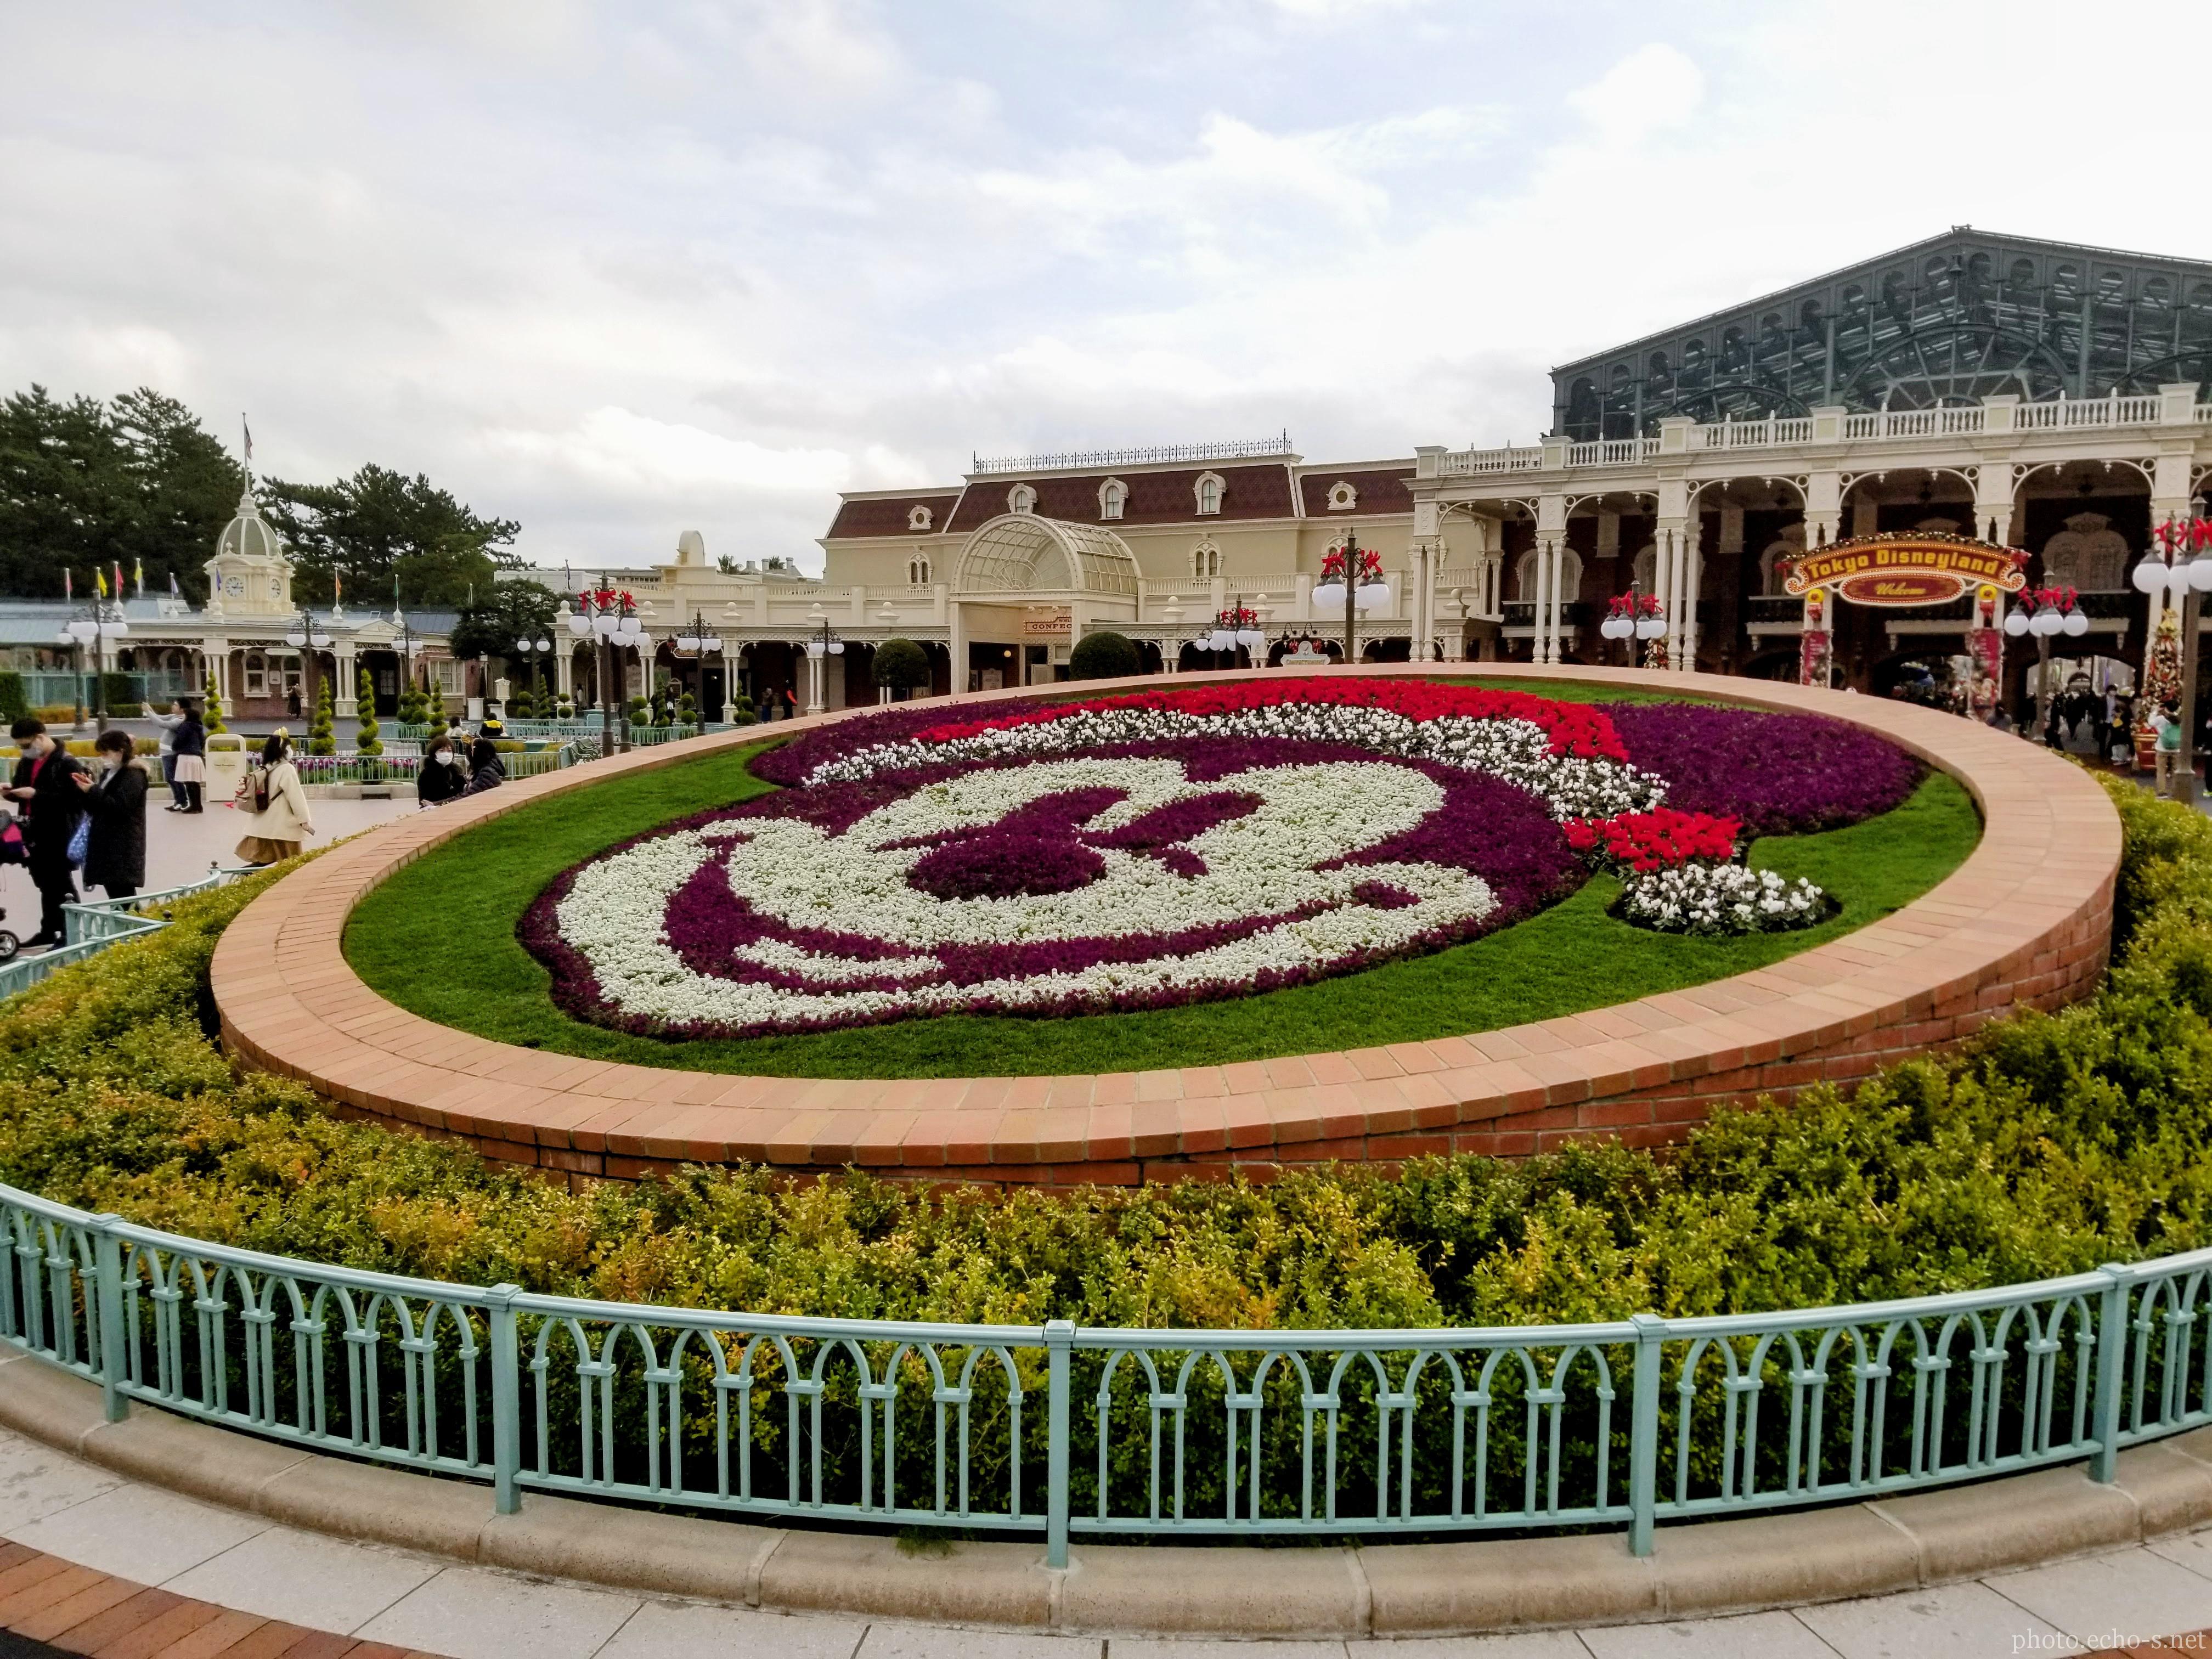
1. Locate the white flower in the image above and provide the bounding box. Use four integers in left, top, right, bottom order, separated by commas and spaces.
557, 755, 1500, 1031
806, 708, 1664, 823
1618, 863, 1826, 936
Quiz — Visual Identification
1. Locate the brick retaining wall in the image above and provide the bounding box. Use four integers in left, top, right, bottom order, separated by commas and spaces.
213, 664, 2120, 1189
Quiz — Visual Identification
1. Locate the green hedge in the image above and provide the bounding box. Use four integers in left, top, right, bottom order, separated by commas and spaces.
0, 772, 2199, 1332
0, 772, 2200, 1524
0, 672, 24, 723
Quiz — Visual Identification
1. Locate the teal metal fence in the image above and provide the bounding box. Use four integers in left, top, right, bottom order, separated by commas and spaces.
1, 1172, 2204, 1561
0, 870, 245, 1000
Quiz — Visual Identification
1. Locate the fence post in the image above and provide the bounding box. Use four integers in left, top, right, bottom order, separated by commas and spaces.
487, 1284, 522, 1515
89, 1215, 128, 1424
2090, 1265, 2129, 1483
1044, 1319, 1074, 1570
1627, 1313, 1665, 1556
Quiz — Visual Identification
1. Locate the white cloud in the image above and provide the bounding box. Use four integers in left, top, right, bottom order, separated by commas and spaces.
1565, 43, 1705, 142
1, 0, 2207, 579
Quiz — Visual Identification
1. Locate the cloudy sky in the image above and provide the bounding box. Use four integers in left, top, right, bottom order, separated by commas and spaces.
1, 0, 2196, 574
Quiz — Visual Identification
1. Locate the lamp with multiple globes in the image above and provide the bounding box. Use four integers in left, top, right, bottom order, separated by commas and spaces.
1203, 599, 1268, 660
54, 599, 130, 731
1314, 539, 1388, 667
2003, 586, 2091, 640
1599, 588, 1666, 665
279, 607, 332, 729
2134, 504, 2212, 803
568, 587, 642, 752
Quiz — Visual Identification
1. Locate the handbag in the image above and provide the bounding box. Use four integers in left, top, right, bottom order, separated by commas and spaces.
65, 811, 90, 869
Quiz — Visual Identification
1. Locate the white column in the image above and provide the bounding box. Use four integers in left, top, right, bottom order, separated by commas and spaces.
948, 600, 968, 695
555, 648, 574, 699
1650, 526, 1677, 667
334, 646, 358, 716
804, 648, 826, 715
1532, 537, 1554, 664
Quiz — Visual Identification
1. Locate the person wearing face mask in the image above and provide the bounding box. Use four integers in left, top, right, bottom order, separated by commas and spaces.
234, 731, 314, 866
3, 718, 87, 948
416, 734, 466, 805
71, 730, 149, 901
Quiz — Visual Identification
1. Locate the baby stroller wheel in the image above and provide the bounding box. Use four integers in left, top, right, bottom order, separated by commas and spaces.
0, 932, 20, 964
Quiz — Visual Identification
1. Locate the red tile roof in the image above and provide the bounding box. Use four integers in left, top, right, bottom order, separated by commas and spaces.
826, 495, 960, 539
944, 465, 1297, 533
1299, 469, 1415, 517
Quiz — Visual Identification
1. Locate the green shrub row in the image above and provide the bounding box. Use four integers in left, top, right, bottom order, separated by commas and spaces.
0, 774, 2200, 1335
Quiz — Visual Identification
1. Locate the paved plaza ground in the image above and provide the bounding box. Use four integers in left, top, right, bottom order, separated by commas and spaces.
0, 1420, 2206, 1657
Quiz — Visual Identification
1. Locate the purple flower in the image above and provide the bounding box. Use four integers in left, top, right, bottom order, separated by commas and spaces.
1603, 703, 1920, 837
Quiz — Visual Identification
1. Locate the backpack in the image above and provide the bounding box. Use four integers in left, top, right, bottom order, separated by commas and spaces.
242, 765, 272, 814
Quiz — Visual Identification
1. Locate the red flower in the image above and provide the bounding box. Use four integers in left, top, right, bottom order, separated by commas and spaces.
918, 678, 1629, 761
1561, 807, 1740, 873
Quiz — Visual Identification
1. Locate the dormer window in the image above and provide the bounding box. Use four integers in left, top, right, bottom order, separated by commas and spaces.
907, 504, 933, 531
1192, 539, 1221, 579
1008, 483, 1036, 514
1327, 481, 1358, 511
1099, 478, 1127, 521
909, 556, 932, 585
1194, 472, 1224, 516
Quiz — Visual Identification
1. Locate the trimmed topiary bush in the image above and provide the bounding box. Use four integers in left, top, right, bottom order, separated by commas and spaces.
0, 673, 26, 723
872, 638, 930, 698
1069, 630, 1140, 681
307, 676, 337, 756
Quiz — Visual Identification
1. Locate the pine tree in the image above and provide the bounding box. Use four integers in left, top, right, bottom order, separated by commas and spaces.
396, 675, 426, 729
203, 676, 227, 735
424, 676, 449, 743
308, 675, 337, 755
356, 699, 382, 757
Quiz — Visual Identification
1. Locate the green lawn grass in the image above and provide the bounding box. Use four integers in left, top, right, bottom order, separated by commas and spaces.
344, 738, 1980, 1079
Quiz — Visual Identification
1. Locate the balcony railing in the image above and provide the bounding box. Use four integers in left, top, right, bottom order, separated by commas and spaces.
1440, 391, 2205, 479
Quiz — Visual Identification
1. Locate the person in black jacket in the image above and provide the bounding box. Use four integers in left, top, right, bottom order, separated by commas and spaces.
170, 699, 206, 812
72, 730, 148, 900
3, 718, 86, 947
459, 737, 506, 797
416, 735, 466, 806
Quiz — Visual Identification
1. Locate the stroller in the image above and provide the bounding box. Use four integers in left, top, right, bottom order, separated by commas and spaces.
0, 814, 24, 961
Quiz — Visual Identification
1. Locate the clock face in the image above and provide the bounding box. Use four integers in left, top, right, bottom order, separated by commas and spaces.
224, 574, 245, 597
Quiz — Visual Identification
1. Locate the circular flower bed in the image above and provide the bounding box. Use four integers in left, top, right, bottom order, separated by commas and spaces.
523, 680, 1922, 1039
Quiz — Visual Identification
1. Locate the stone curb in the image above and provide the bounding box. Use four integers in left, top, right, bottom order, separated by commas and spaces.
207, 663, 2122, 1187
8, 1344, 2210, 1638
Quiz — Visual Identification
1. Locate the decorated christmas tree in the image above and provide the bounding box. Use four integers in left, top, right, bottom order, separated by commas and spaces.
2141, 608, 2184, 726
203, 676, 227, 735
307, 676, 337, 755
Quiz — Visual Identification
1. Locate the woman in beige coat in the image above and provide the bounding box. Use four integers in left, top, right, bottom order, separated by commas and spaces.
235, 732, 314, 866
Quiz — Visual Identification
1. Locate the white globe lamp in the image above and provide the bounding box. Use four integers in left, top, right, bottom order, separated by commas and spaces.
2135, 552, 2173, 595
2063, 610, 2090, 637
2003, 610, 2030, 637
1311, 580, 1347, 610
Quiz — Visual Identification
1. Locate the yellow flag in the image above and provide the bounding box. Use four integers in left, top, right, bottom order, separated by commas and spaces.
94, 569, 107, 599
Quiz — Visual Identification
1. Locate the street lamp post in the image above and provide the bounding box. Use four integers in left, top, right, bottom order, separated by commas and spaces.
803, 611, 844, 715
669, 608, 725, 724
1311, 534, 1389, 667
566, 588, 645, 755
1598, 584, 1667, 667
2134, 504, 2212, 803
283, 607, 333, 730
56, 600, 129, 734
512, 631, 555, 717
1201, 597, 1267, 669
2002, 585, 2091, 741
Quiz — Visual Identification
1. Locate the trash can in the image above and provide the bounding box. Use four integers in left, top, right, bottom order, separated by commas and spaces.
205, 733, 249, 800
